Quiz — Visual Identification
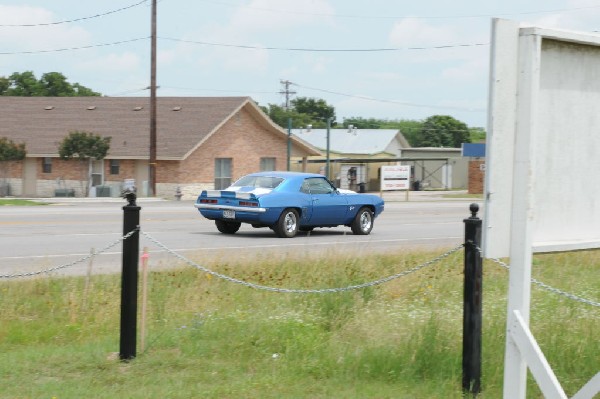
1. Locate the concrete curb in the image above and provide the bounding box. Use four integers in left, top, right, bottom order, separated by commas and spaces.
379, 190, 480, 202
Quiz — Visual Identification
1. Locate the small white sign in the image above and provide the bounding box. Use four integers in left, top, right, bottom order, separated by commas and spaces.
381, 165, 410, 191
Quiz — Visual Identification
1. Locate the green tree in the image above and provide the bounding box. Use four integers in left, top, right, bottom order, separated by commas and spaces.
342, 117, 424, 146
261, 103, 314, 130
0, 77, 9, 96
262, 97, 337, 129
58, 131, 111, 196
469, 126, 486, 143
290, 97, 336, 127
416, 115, 471, 148
39, 72, 75, 96
0, 137, 26, 195
72, 83, 100, 96
395, 120, 424, 146
2, 71, 100, 96
6, 71, 40, 96
342, 117, 383, 129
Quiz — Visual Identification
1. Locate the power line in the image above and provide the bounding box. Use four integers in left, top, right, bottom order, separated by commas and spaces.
0, 35, 487, 56
158, 36, 488, 52
156, 85, 274, 94
291, 82, 486, 113
130, 81, 484, 114
0, 0, 149, 27
0, 37, 149, 55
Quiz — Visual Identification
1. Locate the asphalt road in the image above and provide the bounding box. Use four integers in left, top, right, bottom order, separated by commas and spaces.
0, 196, 481, 278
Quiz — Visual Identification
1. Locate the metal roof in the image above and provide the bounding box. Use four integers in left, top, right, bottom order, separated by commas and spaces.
294, 128, 408, 155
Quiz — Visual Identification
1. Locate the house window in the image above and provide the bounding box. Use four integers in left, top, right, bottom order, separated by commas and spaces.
91, 159, 103, 186
42, 157, 52, 173
110, 159, 120, 175
260, 157, 276, 171
214, 158, 232, 189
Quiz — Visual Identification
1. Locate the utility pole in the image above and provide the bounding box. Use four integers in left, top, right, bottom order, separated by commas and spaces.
326, 117, 331, 179
279, 79, 296, 110
280, 80, 296, 171
148, 0, 157, 197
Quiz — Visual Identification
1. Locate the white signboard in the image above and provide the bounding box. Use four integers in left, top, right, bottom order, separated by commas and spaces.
484, 20, 600, 258
380, 165, 410, 191
485, 19, 600, 399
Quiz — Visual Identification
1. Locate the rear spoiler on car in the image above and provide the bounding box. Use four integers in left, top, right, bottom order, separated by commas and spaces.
199, 190, 259, 201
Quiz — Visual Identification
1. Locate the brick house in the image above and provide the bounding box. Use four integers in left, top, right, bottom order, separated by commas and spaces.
0, 97, 320, 199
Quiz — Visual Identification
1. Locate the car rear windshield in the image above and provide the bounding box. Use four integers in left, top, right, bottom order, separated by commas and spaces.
231, 175, 284, 189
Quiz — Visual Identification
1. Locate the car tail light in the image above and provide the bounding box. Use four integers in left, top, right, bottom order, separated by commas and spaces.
200, 199, 218, 204
239, 201, 259, 207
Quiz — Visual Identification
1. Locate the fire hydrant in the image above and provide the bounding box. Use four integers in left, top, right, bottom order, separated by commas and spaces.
174, 186, 183, 201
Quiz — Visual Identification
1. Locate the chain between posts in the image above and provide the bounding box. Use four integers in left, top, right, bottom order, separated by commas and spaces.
140, 230, 464, 294
0, 228, 140, 279
478, 247, 600, 308
3, 228, 597, 307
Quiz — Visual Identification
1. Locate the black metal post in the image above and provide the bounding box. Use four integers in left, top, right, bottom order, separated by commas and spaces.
120, 192, 141, 360
463, 203, 482, 395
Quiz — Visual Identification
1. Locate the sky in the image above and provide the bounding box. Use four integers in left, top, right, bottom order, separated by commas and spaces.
1, 0, 599, 129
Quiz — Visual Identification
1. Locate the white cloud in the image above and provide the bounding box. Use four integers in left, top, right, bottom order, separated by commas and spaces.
519, 0, 600, 31
223, 46, 270, 71
77, 52, 141, 72
442, 56, 489, 81
389, 18, 460, 47
227, 0, 336, 35
387, 17, 488, 64
0, 5, 90, 51
168, 0, 337, 74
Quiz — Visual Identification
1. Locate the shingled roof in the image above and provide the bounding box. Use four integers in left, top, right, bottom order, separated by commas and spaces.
0, 96, 319, 159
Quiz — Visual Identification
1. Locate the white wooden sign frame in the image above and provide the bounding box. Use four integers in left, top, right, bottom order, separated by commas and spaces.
485, 19, 600, 399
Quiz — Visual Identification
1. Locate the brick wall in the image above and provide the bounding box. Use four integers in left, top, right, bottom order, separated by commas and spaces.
104, 159, 136, 182
179, 108, 288, 184
468, 160, 485, 194
4, 107, 296, 198
2, 160, 23, 178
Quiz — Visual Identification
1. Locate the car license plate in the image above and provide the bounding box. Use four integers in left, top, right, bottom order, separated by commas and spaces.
223, 209, 235, 219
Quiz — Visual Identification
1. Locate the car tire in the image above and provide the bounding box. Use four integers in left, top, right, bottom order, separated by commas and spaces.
351, 207, 373, 235
274, 208, 299, 238
215, 220, 241, 234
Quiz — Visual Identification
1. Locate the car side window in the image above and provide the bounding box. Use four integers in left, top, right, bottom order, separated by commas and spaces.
306, 177, 335, 194
300, 180, 311, 194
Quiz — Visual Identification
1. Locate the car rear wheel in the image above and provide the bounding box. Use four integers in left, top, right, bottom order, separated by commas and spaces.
215, 220, 241, 234
274, 208, 299, 238
351, 207, 373, 235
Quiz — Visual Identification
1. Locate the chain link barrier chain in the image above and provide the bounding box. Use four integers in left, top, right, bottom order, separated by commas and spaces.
4, 227, 598, 307
141, 230, 464, 294
478, 246, 600, 308
0, 227, 140, 279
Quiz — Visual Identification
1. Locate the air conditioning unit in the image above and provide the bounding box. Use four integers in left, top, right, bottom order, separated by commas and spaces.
95, 186, 112, 197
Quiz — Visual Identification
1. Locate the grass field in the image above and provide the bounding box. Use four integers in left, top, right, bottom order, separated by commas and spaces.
1, 247, 598, 398
0, 199, 47, 206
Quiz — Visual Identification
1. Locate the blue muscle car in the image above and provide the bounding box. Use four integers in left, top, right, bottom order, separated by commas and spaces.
194, 171, 385, 238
